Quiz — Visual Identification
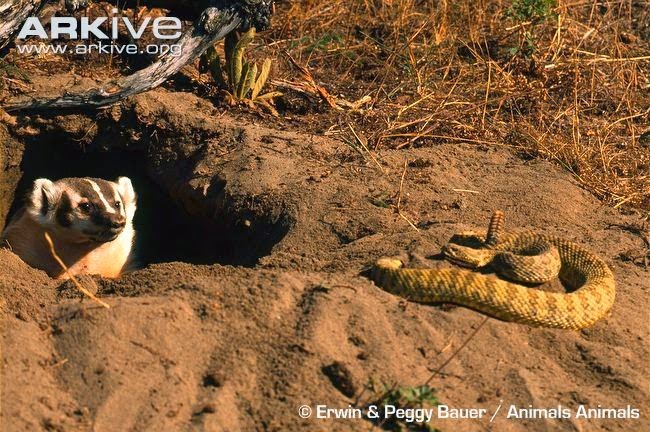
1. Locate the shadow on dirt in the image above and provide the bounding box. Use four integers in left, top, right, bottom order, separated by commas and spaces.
5, 138, 290, 267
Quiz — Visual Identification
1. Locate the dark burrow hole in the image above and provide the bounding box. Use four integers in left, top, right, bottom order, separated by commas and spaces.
4, 140, 290, 269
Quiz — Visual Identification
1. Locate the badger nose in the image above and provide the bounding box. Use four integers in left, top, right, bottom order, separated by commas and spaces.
107, 215, 126, 229
111, 219, 126, 229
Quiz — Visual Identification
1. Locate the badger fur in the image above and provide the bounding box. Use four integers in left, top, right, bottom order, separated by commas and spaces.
1, 177, 137, 279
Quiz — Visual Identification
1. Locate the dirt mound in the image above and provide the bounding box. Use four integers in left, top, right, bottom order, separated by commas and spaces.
1, 86, 648, 431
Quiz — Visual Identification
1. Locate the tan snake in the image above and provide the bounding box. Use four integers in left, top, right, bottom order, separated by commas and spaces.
369, 211, 616, 329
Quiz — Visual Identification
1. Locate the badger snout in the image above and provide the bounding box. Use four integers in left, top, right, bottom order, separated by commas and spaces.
104, 215, 126, 236
87, 213, 127, 242
99, 214, 126, 231
107, 215, 126, 230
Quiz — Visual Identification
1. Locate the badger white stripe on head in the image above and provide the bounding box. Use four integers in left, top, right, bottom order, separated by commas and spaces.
84, 179, 116, 213
111, 183, 125, 216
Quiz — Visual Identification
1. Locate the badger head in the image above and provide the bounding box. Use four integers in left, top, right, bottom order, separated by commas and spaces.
26, 177, 137, 243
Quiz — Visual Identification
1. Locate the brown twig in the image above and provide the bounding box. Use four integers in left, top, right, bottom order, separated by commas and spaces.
424, 316, 490, 386
394, 160, 419, 232
43, 232, 110, 309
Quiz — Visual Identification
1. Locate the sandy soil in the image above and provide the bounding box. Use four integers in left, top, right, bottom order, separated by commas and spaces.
1, 82, 648, 431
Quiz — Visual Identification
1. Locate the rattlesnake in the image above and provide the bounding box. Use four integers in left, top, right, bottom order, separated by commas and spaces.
369, 211, 616, 329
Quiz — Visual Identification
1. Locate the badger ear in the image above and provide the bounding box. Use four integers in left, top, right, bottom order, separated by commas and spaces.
27, 178, 60, 217
115, 177, 136, 205
116, 177, 137, 220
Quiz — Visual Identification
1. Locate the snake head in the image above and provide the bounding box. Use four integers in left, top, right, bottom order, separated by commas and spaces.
375, 257, 404, 270
442, 232, 495, 268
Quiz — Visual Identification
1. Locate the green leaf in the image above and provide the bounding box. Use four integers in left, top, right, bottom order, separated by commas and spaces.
211, 56, 227, 88
236, 62, 251, 99
251, 58, 271, 100
224, 32, 237, 88
204, 45, 226, 88
240, 62, 257, 99
231, 28, 256, 92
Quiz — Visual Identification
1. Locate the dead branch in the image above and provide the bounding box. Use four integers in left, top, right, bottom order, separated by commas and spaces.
0, 0, 48, 50
0, 0, 88, 51
2, 0, 273, 111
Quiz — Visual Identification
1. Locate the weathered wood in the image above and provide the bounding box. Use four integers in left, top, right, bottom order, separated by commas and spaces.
3, 1, 273, 111
0, 0, 88, 50
0, 0, 48, 50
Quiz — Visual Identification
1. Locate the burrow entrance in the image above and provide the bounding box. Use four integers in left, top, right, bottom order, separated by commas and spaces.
4, 138, 291, 269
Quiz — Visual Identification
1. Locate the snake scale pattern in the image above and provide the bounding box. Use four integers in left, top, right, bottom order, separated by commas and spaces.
370, 211, 616, 329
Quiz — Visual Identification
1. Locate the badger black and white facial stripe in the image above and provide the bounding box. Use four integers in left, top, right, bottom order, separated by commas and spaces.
55, 191, 74, 228
84, 178, 119, 214
2, 176, 138, 278
26, 176, 137, 243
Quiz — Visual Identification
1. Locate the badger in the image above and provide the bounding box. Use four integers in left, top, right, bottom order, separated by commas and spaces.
1, 177, 137, 279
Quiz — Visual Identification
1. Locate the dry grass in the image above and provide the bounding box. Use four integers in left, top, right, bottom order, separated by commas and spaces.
3, 1, 648, 213
261, 0, 650, 213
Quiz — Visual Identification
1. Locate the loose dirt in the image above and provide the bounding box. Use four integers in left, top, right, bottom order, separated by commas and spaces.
1, 80, 648, 431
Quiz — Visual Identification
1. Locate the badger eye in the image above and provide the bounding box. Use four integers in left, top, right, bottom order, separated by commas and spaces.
78, 202, 91, 213
114, 201, 121, 209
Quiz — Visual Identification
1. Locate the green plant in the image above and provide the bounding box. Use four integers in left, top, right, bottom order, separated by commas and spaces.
506, 0, 556, 22
381, 384, 440, 408
202, 28, 281, 114
505, 0, 557, 56
366, 379, 442, 432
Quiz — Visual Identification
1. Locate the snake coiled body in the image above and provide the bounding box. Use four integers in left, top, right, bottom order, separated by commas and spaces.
370, 214, 616, 330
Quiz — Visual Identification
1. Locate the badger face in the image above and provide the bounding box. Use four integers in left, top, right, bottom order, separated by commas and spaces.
26, 177, 137, 244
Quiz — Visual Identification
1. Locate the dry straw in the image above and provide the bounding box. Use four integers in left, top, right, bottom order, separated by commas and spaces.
267, 0, 649, 213
44, 232, 110, 309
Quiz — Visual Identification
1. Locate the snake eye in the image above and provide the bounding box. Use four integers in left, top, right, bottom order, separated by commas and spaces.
78, 202, 91, 213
